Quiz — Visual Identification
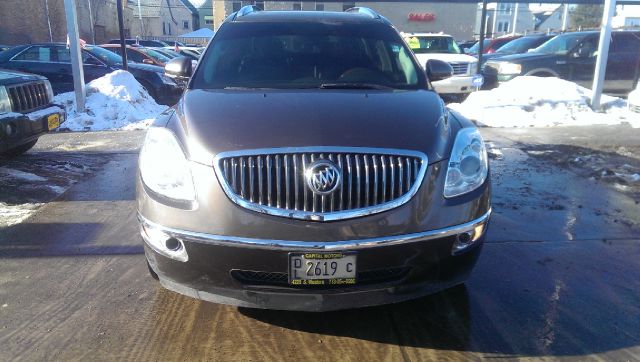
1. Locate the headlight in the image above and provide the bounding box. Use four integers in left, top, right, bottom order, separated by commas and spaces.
444, 128, 488, 198
139, 127, 195, 202
44, 80, 54, 102
498, 62, 522, 75
468, 62, 478, 75
160, 74, 177, 86
0, 86, 11, 113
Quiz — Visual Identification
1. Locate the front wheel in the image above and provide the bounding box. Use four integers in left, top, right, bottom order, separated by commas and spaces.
1, 139, 38, 157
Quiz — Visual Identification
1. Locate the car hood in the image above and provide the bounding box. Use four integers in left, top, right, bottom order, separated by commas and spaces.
173, 89, 454, 165
0, 68, 46, 85
414, 53, 477, 66
486, 52, 558, 64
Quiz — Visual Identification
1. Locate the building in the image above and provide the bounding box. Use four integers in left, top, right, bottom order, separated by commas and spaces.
532, 5, 565, 32
134, 0, 200, 39
613, 4, 640, 28
211, 1, 477, 40
191, 0, 214, 28
474, 3, 537, 38
0, 0, 136, 45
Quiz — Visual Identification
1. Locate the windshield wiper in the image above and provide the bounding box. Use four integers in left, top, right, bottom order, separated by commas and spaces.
318, 83, 393, 90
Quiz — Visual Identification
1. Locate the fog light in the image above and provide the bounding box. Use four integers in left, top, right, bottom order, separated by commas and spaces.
140, 223, 188, 262
4, 122, 16, 137
452, 223, 486, 255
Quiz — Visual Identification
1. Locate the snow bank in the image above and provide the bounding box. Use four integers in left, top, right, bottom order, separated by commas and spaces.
449, 76, 640, 128
54, 70, 167, 131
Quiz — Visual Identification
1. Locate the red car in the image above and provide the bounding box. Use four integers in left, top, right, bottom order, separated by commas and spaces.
467, 35, 521, 55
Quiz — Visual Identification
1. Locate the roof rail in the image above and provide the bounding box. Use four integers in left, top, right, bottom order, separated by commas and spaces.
344, 7, 381, 19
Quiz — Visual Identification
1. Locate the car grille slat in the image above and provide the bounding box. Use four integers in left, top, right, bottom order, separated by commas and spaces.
217, 148, 426, 221
6, 82, 50, 113
448, 62, 469, 76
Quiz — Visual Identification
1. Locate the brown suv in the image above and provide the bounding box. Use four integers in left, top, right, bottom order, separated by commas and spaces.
136, 6, 491, 311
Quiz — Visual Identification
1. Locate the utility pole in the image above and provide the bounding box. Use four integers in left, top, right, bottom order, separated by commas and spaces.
512, 3, 519, 35
477, 0, 488, 75
492, 3, 498, 37
562, 3, 569, 31
44, 0, 53, 42
138, 0, 145, 36
591, 0, 616, 110
87, 0, 95, 44
63, 0, 85, 112
116, 0, 128, 70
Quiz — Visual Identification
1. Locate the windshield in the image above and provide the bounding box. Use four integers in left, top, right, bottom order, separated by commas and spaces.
468, 39, 491, 54
496, 36, 544, 54
533, 33, 589, 55
138, 47, 171, 63
404, 36, 461, 54
192, 22, 425, 90
84, 45, 123, 66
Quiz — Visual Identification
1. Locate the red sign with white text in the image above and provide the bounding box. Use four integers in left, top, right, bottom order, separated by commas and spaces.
408, 12, 436, 22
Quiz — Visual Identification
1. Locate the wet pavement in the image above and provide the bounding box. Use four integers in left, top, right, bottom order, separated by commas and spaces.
0, 128, 639, 360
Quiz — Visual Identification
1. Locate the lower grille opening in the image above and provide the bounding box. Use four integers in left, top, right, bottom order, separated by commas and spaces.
231, 267, 411, 287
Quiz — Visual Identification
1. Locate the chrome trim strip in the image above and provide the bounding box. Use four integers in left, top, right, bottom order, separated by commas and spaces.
138, 209, 491, 251
212, 147, 429, 222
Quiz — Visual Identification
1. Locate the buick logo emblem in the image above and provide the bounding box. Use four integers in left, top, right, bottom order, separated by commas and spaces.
305, 160, 341, 195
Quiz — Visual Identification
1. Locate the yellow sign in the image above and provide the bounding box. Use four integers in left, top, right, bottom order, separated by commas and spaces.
47, 114, 60, 130
407, 37, 420, 49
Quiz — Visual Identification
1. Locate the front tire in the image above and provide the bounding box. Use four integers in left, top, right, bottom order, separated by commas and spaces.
1, 139, 38, 157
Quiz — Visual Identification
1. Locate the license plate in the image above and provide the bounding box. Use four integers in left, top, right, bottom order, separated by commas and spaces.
289, 252, 356, 286
47, 114, 60, 130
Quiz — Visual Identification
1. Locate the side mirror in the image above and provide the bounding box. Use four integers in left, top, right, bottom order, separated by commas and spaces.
164, 56, 192, 85
426, 59, 454, 82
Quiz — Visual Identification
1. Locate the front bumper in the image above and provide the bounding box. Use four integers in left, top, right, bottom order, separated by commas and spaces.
139, 210, 490, 311
433, 75, 480, 95
0, 105, 65, 152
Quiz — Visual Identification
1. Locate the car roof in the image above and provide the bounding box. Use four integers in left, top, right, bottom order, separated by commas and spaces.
229, 10, 387, 24
401, 33, 453, 38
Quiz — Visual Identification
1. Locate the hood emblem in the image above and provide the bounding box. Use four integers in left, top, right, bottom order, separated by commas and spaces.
305, 160, 341, 195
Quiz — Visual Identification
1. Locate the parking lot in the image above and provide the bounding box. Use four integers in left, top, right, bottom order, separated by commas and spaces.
0, 127, 638, 360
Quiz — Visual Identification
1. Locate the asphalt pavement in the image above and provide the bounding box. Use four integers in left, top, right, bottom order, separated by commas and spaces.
0, 127, 638, 360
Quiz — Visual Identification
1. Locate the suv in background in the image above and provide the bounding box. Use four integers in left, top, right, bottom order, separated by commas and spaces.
403, 33, 483, 100
0, 69, 65, 156
482, 31, 640, 95
480, 33, 556, 65
466, 35, 521, 56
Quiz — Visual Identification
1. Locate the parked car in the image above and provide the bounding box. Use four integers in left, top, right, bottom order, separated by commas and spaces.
163, 40, 186, 47
0, 43, 182, 105
482, 30, 640, 95
466, 35, 521, 55
161, 47, 201, 60
402, 32, 482, 100
480, 33, 556, 65
100, 44, 172, 67
138, 7, 491, 311
0, 69, 65, 156
457, 40, 477, 54
108, 39, 169, 48
0, 45, 11, 53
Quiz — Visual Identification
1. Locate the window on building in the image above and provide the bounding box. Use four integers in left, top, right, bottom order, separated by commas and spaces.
183, 20, 189, 29
343, 2, 355, 11
292, 2, 301, 10
497, 21, 510, 32
315, 2, 324, 11
168, 22, 172, 35
232, 1, 241, 12
498, 3, 512, 14
204, 15, 214, 25
162, 22, 166, 35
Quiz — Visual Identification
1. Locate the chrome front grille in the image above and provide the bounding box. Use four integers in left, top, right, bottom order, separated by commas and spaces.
449, 62, 469, 76
7, 82, 50, 113
214, 147, 428, 221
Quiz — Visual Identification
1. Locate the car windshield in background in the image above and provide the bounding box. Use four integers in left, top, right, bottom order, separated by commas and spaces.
84, 45, 123, 66
191, 22, 423, 90
406, 36, 462, 54
468, 39, 490, 54
533, 33, 586, 55
496, 36, 544, 54
138, 47, 171, 63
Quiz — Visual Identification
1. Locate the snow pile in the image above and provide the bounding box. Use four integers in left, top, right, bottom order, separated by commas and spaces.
54, 70, 167, 131
449, 76, 640, 128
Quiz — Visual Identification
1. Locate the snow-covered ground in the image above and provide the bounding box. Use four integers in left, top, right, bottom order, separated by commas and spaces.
449, 76, 640, 128
54, 70, 167, 131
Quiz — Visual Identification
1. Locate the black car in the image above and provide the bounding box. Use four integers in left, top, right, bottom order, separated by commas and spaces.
483, 31, 640, 95
0, 43, 182, 105
480, 33, 556, 65
137, 7, 491, 311
0, 69, 65, 156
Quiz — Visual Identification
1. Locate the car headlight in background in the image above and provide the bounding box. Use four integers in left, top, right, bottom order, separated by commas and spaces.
444, 127, 488, 198
44, 80, 54, 102
468, 62, 478, 75
0, 86, 11, 113
139, 127, 196, 202
498, 63, 522, 75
